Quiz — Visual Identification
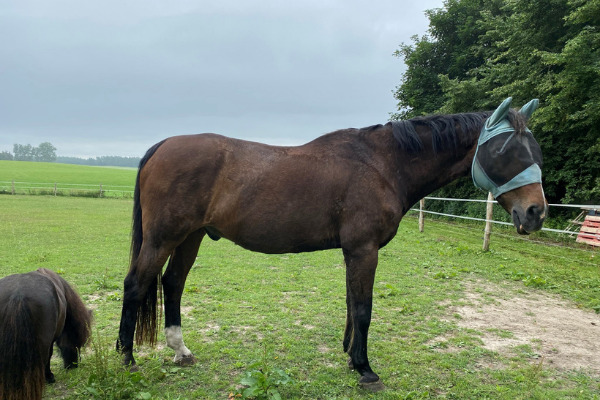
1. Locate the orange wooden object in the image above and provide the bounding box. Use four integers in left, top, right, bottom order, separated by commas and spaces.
576, 215, 600, 247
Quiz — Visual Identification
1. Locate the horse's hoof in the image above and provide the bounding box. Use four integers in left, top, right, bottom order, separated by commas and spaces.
46, 373, 56, 384
122, 361, 139, 372
347, 358, 354, 370
359, 378, 385, 392
174, 354, 196, 366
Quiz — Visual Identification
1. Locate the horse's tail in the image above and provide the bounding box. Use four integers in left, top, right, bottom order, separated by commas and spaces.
130, 139, 167, 347
0, 294, 45, 400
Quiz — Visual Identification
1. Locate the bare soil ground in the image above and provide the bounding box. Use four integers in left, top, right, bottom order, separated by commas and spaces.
440, 280, 600, 375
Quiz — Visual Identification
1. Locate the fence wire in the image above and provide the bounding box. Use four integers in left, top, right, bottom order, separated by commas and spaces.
410, 196, 600, 253
0, 180, 134, 198
408, 212, 598, 267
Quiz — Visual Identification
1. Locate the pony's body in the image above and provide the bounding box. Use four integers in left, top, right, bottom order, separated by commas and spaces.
0, 269, 91, 400
118, 101, 547, 389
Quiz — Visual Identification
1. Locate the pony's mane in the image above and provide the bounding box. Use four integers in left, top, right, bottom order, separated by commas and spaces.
390, 109, 528, 154
38, 269, 92, 348
59, 275, 92, 348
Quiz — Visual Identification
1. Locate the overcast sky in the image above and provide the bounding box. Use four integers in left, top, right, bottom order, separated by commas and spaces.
0, 0, 444, 158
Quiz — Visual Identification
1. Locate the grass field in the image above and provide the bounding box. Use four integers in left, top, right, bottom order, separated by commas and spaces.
0, 194, 598, 399
0, 160, 136, 197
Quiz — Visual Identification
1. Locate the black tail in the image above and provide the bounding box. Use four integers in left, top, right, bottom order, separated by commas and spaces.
0, 294, 45, 400
129, 139, 167, 265
130, 139, 167, 346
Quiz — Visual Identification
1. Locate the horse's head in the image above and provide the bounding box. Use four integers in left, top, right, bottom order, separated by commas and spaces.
472, 97, 548, 234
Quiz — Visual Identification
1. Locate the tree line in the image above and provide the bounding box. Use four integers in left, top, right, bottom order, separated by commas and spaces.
394, 0, 599, 209
0, 143, 140, 167
1, 143, 57, 162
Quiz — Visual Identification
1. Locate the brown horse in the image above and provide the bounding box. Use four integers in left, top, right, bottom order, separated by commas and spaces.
0, 268, 92, 400
117, 98, 547, 389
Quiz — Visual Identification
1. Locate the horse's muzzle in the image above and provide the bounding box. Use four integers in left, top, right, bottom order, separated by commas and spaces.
512, 203, 547, 235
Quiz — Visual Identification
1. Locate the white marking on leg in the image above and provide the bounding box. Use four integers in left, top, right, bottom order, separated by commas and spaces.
165, 326, 192, 362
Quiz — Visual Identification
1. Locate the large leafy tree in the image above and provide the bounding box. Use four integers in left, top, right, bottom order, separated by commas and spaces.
13, 142, 57, 162
13, 144, 35, 161
35, 142, 57, 162
394, 0, 599, 206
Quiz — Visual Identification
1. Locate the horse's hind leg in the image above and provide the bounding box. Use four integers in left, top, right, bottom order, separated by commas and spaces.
118, 243, 172, 368
162, 230, 204, 365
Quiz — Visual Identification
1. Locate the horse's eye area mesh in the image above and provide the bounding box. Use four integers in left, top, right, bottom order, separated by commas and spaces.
476, 131, 542, 187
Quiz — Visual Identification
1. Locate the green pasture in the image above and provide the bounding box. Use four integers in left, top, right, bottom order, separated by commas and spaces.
0, 195, 598, 399
0, 161, 136, 197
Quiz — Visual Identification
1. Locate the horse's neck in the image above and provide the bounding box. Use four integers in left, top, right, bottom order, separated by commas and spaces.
396, 127, 480, 209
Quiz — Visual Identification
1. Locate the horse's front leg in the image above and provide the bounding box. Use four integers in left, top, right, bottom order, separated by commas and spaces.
343, 244, 384, 391
162, 231, 204, 365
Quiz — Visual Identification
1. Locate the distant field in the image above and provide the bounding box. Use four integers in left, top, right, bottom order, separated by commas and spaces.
0, 160, 137, 197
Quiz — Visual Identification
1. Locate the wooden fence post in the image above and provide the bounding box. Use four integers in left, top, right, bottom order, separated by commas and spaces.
11, 180, 15, 195
54, 182, 57, 196
482, 192, 494, 251
419, 198, 425, 232
99, 183, 103, 198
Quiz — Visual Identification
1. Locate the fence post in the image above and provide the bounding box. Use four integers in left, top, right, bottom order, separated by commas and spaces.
99, 183, 103, 198
419, 198, 425, 232
11, 180, 15, 195
482, 192, 494, 251
54, 182, 57, 196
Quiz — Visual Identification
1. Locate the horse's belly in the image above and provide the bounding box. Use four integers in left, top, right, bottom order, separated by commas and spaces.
219, 218, 341, 254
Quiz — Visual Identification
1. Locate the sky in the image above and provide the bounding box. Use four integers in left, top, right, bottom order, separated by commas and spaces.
0, 0, 445, 158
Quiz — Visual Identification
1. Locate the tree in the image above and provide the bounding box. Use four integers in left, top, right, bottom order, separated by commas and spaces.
13, 144, 34, 161
0, 151, 13, 160
13, 142, 58, 162
532, 0, 600, 203
35, 142, 57, 162
393, 0, 599, 206
391, 0, 505, 119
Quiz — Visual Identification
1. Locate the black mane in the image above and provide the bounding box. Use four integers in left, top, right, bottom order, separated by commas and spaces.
391, 112, 491, 153
390, 109, 530, 154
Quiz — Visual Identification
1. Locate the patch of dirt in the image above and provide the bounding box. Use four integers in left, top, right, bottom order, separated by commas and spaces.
441, 281, 600, 375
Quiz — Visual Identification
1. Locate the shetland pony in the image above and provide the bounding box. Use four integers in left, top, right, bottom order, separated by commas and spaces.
0, 268, 92, 400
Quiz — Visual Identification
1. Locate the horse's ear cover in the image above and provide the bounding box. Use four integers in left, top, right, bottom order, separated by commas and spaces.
485, 97, 512, 129
471, 97, 543, 198
518, 98, 539, 121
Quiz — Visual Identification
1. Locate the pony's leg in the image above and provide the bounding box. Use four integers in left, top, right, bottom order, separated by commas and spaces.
343, 274, 353, 368
45, 344, 55, 383
118, 243, 172, 368
343, 244, 383, 390
162, 230, 204, 365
